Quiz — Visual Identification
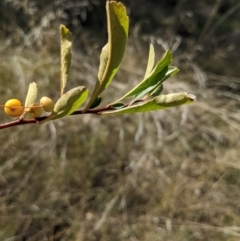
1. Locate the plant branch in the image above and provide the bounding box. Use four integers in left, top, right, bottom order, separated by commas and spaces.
0, 100, 143, 130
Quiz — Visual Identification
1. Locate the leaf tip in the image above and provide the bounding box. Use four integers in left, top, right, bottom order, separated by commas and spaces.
187, 94, 196, 102
60, 24, 72, 40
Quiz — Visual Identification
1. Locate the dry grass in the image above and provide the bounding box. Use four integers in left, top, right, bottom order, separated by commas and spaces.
1, 0, 240, 240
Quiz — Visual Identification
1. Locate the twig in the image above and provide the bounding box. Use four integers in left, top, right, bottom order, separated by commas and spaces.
0, 100, 144, 130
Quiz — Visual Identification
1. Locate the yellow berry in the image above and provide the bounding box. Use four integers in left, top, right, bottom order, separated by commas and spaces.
4, 99, 24, 117
29, 104, 43, 118
40, 96, 54, 112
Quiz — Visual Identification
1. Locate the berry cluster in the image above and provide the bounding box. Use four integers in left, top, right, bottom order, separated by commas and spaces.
3, 97, 54, 118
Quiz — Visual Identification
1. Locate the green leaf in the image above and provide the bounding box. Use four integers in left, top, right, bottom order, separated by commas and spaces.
25, 82, 38, 109
60, 25, 72, 96
149, 84, 163, 97
130, 83, 159, 101
132, 66, 179, 101
111, 102, 125, 109
89, 96, 102, 109
144, 43, 155, 79
128, 50, 171, 96
101, 93, 196, 115
114, 50, 172, 102
39, 86, 88, 123
84, 1, 129, 111
97, 44, 109, 83
158, 66, 179, 84
149, 66, 179, 97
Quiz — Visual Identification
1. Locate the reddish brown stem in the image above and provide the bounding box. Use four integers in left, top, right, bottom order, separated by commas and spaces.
0, 99, 145, 130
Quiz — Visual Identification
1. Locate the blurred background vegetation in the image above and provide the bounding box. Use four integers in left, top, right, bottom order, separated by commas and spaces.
0, 0, 240, 240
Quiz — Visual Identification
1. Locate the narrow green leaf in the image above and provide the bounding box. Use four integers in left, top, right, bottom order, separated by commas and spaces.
101, 93, 196, 115
158, 66, 179, 83
128, 50, 171, 96
60, 25, 72, 96
130, 67, 168, 102
149, 66, 179, 97
149, 84, 163, 97
133, 66, 179, 100
25, 82, 38, 109
84, 1, 129, 111
144, 43, 155, 79
114, 50, 172, 102
166, 66, 179, 76
39, 86, 88, 123
130, 83, 159, 102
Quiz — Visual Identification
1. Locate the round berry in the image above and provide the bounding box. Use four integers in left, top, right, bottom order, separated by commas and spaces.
4, 99, 24, 117
29, 104, 43, 118
40, 96, 54, 112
